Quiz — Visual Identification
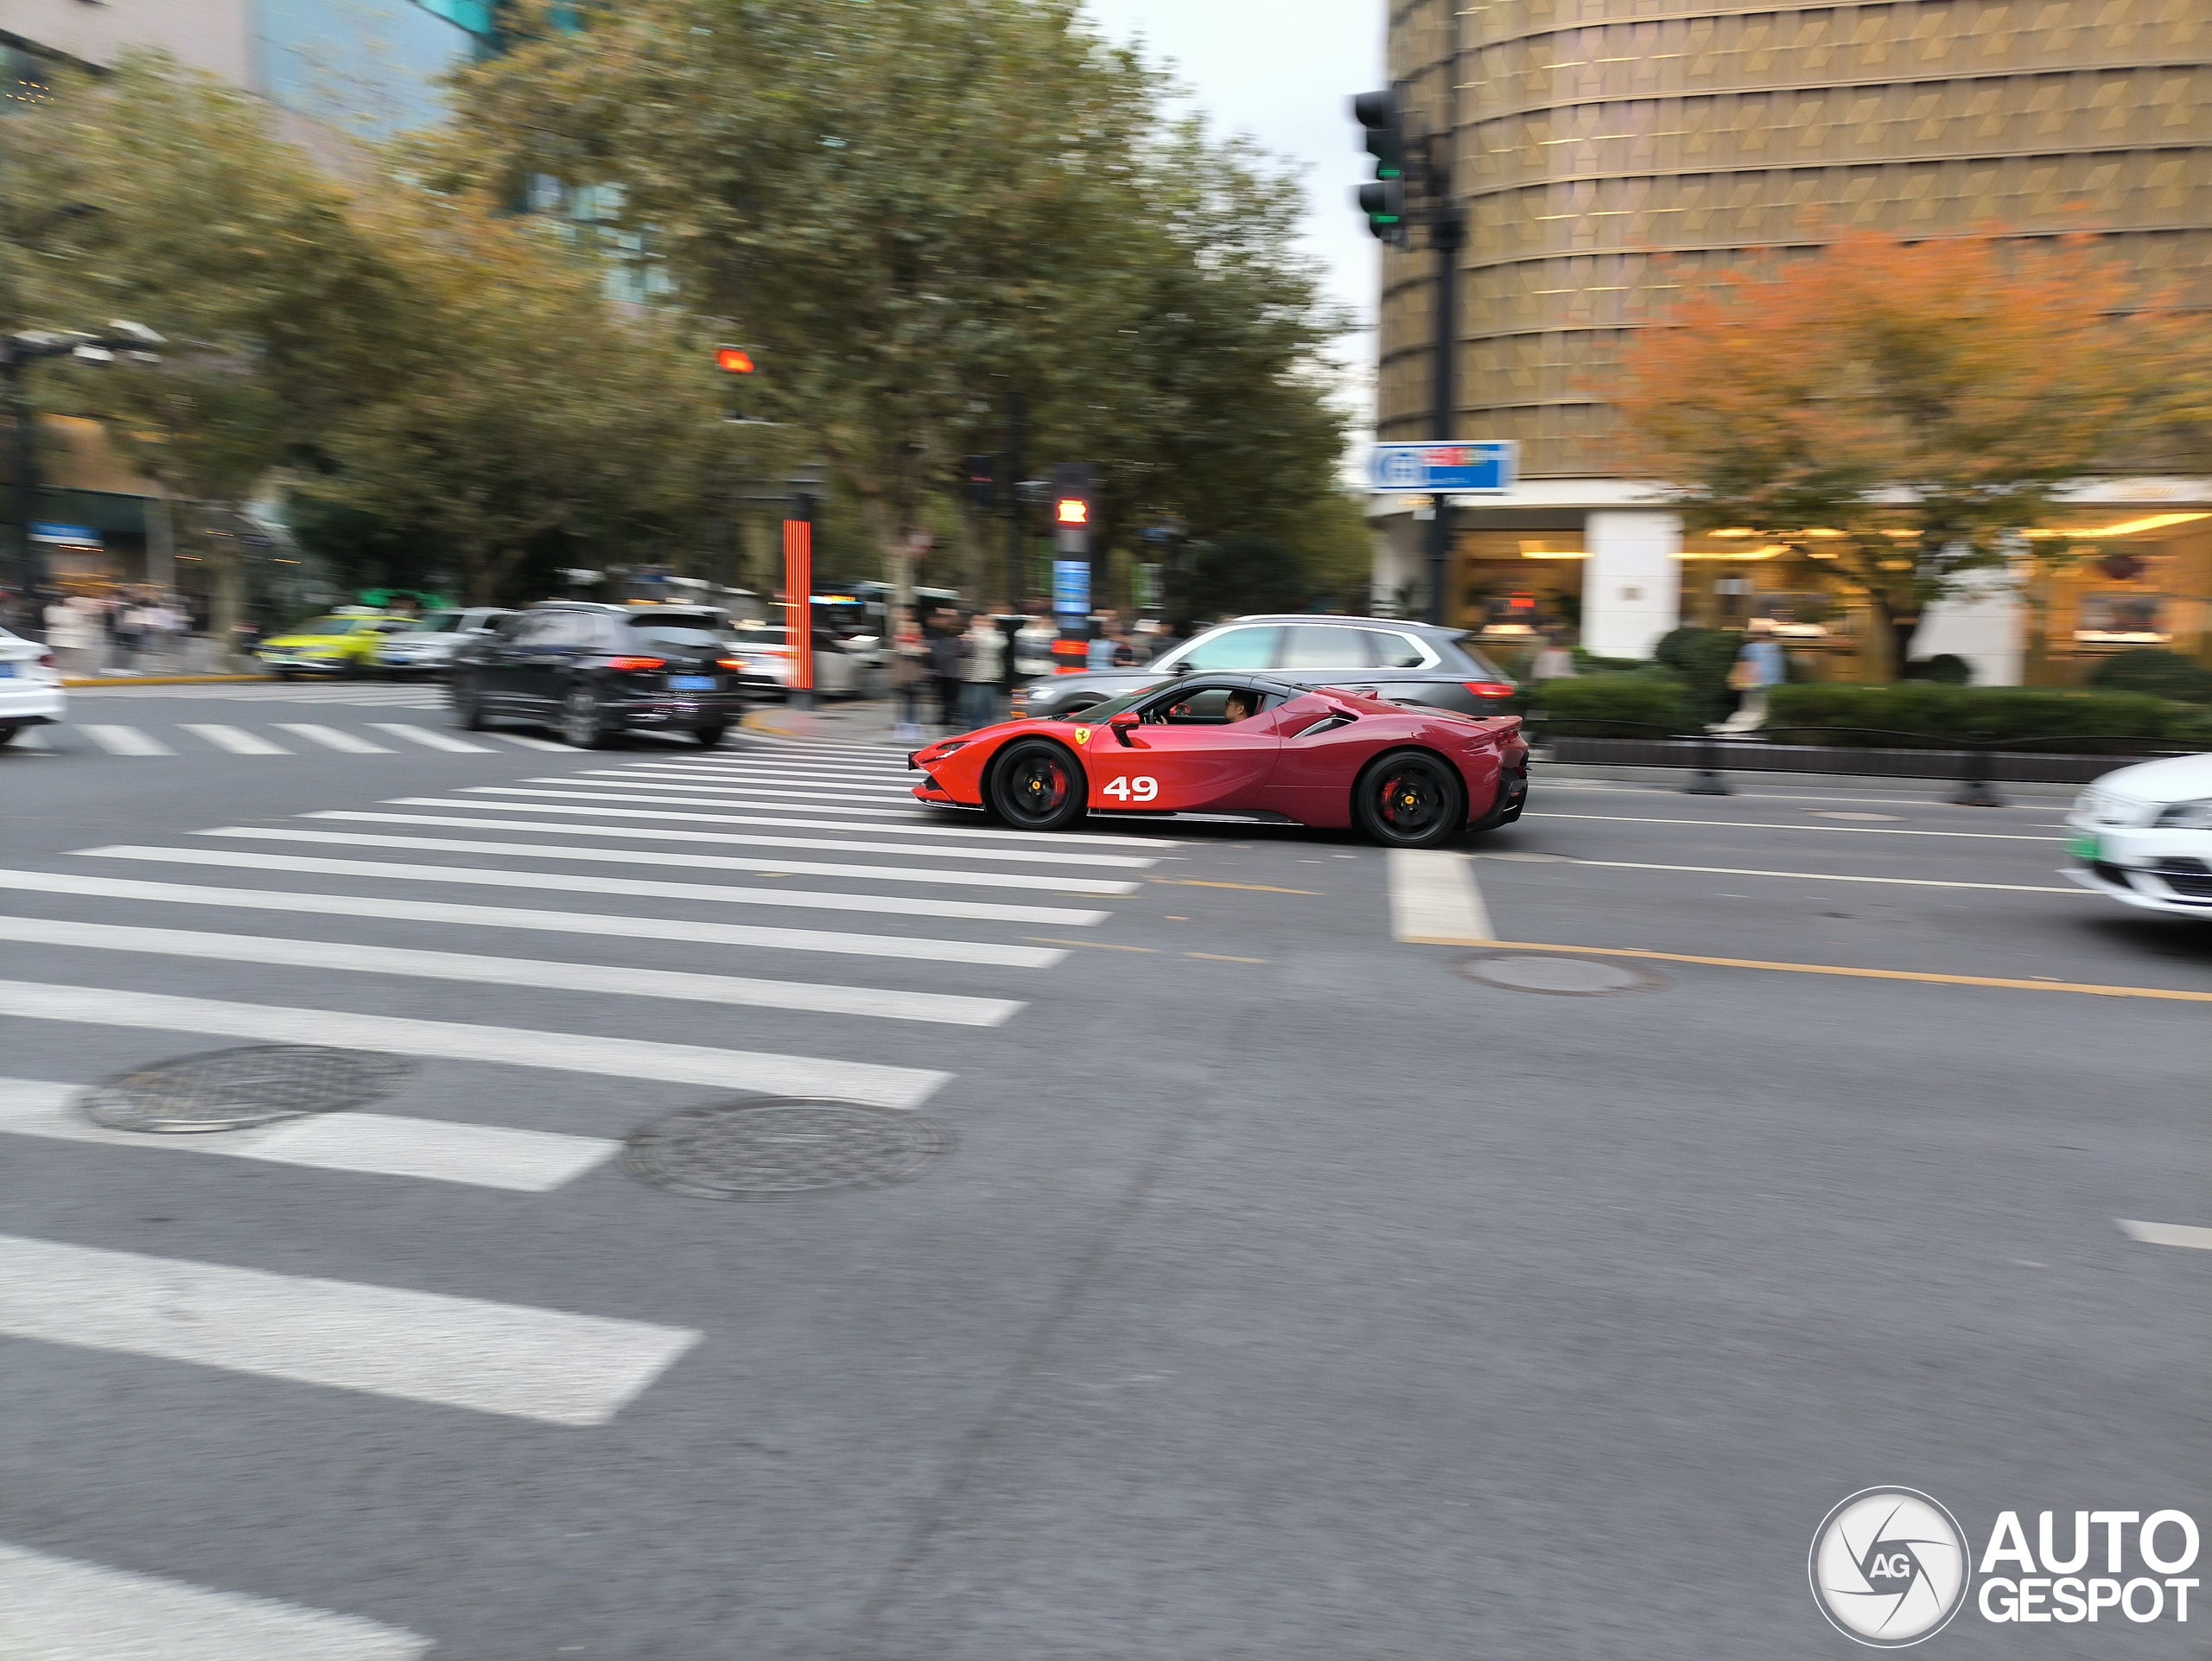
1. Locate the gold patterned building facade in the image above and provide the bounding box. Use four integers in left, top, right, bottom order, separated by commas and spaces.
1370, 0, 2212, 680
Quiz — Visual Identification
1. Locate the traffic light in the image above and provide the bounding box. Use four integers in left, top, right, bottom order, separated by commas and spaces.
1352, 90, 1408, 244
963, 454, 999, 512
715, 346, 755, 375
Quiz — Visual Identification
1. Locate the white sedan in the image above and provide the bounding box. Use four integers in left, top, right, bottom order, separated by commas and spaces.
0, 627, 65, 748
2064, 752, 2212, 917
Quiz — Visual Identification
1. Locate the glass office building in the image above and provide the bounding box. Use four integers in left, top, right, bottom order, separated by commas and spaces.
254, 0, 498, 141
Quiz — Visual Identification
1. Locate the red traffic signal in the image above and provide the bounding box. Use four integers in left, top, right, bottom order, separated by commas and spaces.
715, 347, 756, 375
1055, 498, 1089, 527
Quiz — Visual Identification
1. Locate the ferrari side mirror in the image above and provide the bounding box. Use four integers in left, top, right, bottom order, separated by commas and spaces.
1109, 710, 1141, 747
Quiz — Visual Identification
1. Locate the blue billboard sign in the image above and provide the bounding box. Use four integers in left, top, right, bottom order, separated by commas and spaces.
1052, 559, 1090, 617
1368, 441, 1517, 495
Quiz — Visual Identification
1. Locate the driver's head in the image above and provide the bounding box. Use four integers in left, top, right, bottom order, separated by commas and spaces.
1221, 690, 1255, 723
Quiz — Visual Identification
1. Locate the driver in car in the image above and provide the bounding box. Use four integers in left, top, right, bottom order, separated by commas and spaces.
1220, 690, 1257, 724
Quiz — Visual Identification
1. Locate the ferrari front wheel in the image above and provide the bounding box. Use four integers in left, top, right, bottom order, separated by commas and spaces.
1354, 749, 1465, 849
988, 739, 1087, 831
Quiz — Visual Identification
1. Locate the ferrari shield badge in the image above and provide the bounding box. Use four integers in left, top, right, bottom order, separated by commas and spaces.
1073, 727, 1091, 746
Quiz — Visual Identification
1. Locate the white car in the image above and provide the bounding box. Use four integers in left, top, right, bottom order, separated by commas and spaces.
0, 627, 66, 747
722, 623, 864, 698
2064, 752, 2212, 917
375, 608, 513, 677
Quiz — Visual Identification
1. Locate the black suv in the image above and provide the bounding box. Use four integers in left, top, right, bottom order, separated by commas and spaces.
1014, 615, 1517, 722
450, 603, 748, 748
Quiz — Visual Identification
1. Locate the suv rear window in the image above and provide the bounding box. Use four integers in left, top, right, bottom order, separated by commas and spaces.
628, 611, 733, 648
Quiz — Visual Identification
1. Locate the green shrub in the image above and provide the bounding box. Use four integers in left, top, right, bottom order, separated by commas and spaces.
1903, 653, 1972, 684
1765, 684, 2179, 751
1652, 626, 1743, 723
1531, 672, 1696, 737
2086, 647, 2212, 704
1571, 648, 1649, 676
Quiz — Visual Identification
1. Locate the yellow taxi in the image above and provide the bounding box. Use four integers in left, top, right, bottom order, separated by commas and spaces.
253, 608, 415, 678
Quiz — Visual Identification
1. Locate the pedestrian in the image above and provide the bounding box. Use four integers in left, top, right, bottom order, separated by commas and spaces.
1086, 609, 1118, 671
1530, 632, 1577, 684
43, 592, 96, 678
889, 608, 927, 743
962, 611, 1005, 728
1720, 619, 1786, 732
927, 613, 968, 731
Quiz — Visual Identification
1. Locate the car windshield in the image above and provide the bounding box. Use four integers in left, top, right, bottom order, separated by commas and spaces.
629, 612, 734, 648
734, 625, 787, 646
1039, 687, 1153, 723
294, 618, 359, 635
416, 613, 462, 633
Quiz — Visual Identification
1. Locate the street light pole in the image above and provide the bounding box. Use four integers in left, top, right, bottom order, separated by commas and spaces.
2, 344, 42, 603
1425, 201, 1463, 627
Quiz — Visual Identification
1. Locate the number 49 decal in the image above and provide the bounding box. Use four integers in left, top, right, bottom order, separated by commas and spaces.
1100, 774, 1159, 804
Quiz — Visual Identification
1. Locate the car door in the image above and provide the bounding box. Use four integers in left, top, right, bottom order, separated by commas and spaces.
474, 612, 547, 707
1086, 683, 1283, 812
511, 611, 592, 713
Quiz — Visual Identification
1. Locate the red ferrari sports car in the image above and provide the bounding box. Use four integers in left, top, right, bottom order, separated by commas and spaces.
908, 674, 1528, 847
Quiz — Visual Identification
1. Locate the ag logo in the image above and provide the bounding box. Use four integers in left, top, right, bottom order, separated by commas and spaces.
1810, 1488, 1969, 1647
1072, 727, 1090, 746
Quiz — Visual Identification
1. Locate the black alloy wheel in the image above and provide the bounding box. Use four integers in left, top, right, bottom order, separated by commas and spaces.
693, 723, 727, 749
988, 738, 1087, 831
1355, 749, 1465, 849
562, 684, 612, 749
450, 672, 486, 731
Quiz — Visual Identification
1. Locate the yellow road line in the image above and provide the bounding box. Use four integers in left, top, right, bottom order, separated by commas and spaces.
1022, 937, 1160, 953
1147, 878, 1319, 895
1185, 951, 1268, 964
1400, 936, 2212, 1002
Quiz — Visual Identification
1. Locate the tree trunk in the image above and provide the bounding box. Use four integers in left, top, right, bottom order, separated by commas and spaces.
202, 505, 246, 669
1863, 592, 1925, 682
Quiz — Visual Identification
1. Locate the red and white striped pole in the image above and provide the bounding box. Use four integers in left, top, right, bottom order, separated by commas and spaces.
782, 503, 813, 708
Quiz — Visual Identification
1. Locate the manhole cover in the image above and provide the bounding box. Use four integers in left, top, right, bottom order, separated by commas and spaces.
81, 1045, 416, 1133
1458, 954, 1668, 996
625, 1099, 954, 1200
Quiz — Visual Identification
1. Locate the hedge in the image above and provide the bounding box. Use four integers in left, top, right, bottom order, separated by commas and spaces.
1529, 672, 1696, 736
1764, 684, 2183, 750
2087, 647, 2212, 704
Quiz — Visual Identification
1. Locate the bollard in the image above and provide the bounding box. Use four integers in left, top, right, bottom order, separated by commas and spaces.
1945, 744, 2005, 808
1684, 729, 1733, 795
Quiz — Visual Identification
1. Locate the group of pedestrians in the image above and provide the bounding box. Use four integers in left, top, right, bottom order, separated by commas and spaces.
39, 587, 195, 677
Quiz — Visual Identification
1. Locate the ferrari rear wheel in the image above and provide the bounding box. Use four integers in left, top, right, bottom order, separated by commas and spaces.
988, 739, 1087, 831
1354, 749, 1465, 849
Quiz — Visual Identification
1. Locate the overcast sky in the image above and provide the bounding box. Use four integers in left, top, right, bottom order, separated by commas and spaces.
1080, 0, 1385, 383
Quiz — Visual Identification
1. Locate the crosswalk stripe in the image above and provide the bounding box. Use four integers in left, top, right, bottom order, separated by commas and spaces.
336, 806, 1160, 868
0, 869, 1068, 966
654, 762, 921, 786
181, 723, 289, 755
0, 1077, 616, 1193
274, 722, 395, 754
458, 786, 1183, 847
742, 735, 907, 760
79, 724, 175, 756
0, 1232, 702, 1426
562, 778, 931, 808
0, 978, 953, 1108
199, 826, 1143, 895
77, 847, 1112, 925
370, 722, 498, 753
486, 730, 569, 751
0, 914, 1023, 1027
567, 781, 930, 821
0, 1541, 431, 1661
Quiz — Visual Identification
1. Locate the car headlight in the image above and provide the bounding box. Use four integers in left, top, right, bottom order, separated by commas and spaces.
2154, 798, 2212, 830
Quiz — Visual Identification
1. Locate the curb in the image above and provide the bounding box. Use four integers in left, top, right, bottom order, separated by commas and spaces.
61, 674, 269, 689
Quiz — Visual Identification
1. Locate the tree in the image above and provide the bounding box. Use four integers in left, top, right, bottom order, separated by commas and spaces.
435, 0, 1349, 587
1616, 231, 2155, 678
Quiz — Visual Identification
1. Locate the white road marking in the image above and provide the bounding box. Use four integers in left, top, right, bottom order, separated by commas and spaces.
79, 724, 175, 756
1522, 811, 2063, 843
618, 768, 912, 797
1388, 849, 1495, 943
0, 979, 952, 1109
180, 723, 289, 755
568, 786, 933, 821
344, 805, 1160, 867
369, 722, 498, 753
0, 915, 1021, 1027
486, 730, 569, 751
75, 846, 1113, 925
0, 1233, 701, 1426
0, 1541, 430, 1661
274, 723, 395, 754
518, 774, 917, 808
200, 826, 1142, 895
499, 783, 1182, 847
0, 869, 1067, 967
2118, 1219, 2212, 1251
1540, 856, 2088, 894
0, 1077, 614, 1193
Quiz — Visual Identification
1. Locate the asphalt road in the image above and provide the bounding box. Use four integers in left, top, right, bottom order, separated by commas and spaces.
1, 685, 2205, 1658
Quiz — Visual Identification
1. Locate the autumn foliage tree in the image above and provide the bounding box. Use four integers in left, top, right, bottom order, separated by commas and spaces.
1616, 232, 2170, 678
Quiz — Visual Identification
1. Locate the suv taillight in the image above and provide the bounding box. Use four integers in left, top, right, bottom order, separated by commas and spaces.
716, 657, 745, 671
606, 656, 667, 672
1465, 681, 1516, 700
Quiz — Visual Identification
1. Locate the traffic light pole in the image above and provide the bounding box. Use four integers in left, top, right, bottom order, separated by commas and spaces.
2, 349, 41, 605
1425, 204, 1463, 627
